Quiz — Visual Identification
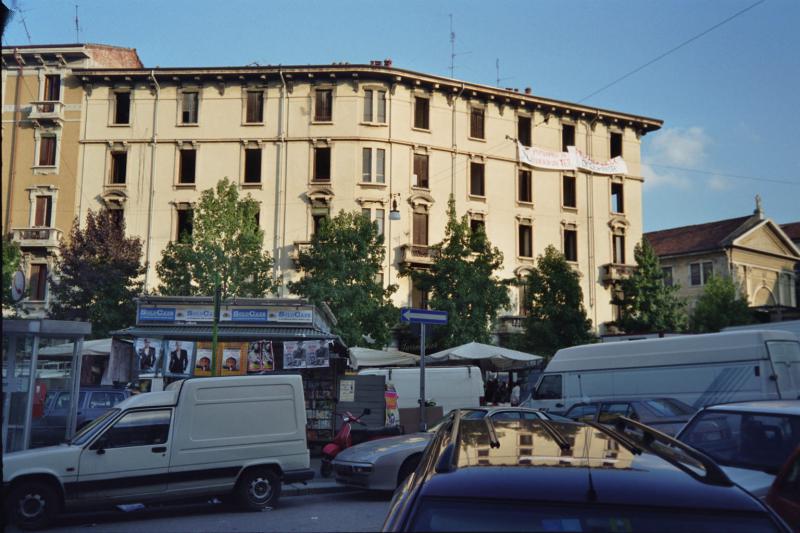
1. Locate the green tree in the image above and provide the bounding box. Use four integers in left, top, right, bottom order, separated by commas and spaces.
156, 178, 276, 297
616, 239, 687, 333
690, 275, 752, 333
2, 235, 22, 309
49, 209, 145, 338
289, 210, 398, 347
403, 196, 510, 348
523, 245, 594, 356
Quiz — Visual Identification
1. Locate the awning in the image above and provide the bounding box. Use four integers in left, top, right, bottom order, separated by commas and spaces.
426, 342, 543, 370
112, 325, 338, 341
349, 347, 420, 369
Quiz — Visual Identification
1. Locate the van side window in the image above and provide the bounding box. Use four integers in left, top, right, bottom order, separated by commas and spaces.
94, 409, 171, 449
534, 375, 563, 400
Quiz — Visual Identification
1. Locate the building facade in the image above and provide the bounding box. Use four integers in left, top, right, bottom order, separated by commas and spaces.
64, 61, 659, 333
1, 44, 142, 316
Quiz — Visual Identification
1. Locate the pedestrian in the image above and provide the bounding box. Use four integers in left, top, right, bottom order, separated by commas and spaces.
510, 380, 521, 406
485, 377, 497, 405
497, 381, 508, 404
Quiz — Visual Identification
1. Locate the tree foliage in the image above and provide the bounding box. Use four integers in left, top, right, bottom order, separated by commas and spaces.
156, 178, 276, 298
403, 196, 510, 348
690, 275, 752, 333
289, 210, 398, 348
49, 209, 145, 338
615, 239, 687, 333
522, 245, 595, 356
2, 235, 22, 309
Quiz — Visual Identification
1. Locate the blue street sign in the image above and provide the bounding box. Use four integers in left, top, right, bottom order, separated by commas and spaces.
400, 308, 448, 325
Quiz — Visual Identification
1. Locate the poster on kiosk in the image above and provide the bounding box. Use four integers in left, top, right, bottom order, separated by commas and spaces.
220, 343, 247, 376
194, 342, 214, 377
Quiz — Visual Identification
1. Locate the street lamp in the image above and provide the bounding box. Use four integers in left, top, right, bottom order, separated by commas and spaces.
389, 193, 401, 221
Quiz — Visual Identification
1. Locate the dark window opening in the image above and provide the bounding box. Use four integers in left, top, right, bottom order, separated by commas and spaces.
39, 136, 57, 166
563, 175, 576, 208
470, 107, 485, 139
110, 209, 124, 229
518, 116, 532, 147
42, 75, 60, 112
176, 209, 194, 241
470, 218, 485, 235
314, 89, 333, 121
246, 91, 264, 123
179, 149, 196, 184
414, 153, 429, 188
314, 147, 331, 181
611, 182, 624, 213
519, 224, 533, 258
562, 124, 575, 151
34, 196, 53, 227
610, 132, 623, 158
411, 282, 429, 310
244, 148, 262, 183
114, 92, 130, 125
414, 97, 430, 129
29, 264, 47, 301
662, 267, 674, 287
110, 151, 127, 184
181, 92, 198, 124
518, 170, 532, 203
470, 161, 485, 196
564, 229, 578, 262
312, 211, 329, 236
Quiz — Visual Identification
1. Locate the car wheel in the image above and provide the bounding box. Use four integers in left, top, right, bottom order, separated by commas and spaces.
235, 468, 281, 510
397, 454, 421, 487
6, 480, 60, 530
320, 459, 333, 478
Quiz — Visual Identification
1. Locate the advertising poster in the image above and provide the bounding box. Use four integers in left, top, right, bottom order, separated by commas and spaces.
194, 342, 214, 377
385, 383, 400, 427
220, 343, 246, 376
282, 340, 330, 369
135, 337, 163, 374
164, 340, 194, 377
247, 340, 274, 373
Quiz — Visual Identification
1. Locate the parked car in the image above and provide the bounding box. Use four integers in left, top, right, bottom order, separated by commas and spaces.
676, 400, 800, 499
333, 407, 569, 491
563, 397, 696, 436
767, 446, 800, 531
383, 410, 791, 532
30, 387, 130, 447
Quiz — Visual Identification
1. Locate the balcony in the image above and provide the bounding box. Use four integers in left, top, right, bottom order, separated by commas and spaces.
600, 263, 636, 285
11, 227, 63, 249
290, 240, 312, 269
496, 315, 526, 334
28, 101, 65, 124
400, 244, 439, 267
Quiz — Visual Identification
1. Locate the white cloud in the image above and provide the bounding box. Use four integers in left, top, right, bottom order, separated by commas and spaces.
647, 126, 710, 167
641, 163, 690, 190
707, 175, 730, 191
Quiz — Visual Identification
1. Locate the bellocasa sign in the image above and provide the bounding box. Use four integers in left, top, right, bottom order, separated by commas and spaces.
138, 307, 177, 322
136, 305, 312, 325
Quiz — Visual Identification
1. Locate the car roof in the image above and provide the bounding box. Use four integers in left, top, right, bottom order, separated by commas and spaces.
701, 400, 800, 416
418, 418, 765, 513
568, 397, 687, 406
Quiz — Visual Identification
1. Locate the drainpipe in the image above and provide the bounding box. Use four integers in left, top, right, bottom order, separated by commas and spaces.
279, 71, 291, 296
584, 119, 597, 327
387, 82, 394, 292
451, 83, 465, 196
274, 70, 287, 293
77, 78, 90, 223
143, 70, 160, 292
5, 56, 24, 232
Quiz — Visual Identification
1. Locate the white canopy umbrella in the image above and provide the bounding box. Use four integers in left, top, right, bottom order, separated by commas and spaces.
426, 341, 543, 370
349, 347, 420, 369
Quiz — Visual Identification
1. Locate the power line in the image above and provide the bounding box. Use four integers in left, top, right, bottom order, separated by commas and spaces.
578, 0, 766, 104
647, 163, 799, 186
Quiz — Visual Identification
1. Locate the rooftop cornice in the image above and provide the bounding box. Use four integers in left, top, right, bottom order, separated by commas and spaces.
74, 64, 663, 132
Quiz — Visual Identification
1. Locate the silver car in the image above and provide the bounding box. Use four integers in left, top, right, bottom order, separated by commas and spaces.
332, 407, 568, 490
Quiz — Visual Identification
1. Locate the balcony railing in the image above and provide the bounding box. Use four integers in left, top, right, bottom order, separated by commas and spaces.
600, 263, 636, 285
28, 101, 65, 123
497, 315, 526, 334
290, 240, 313, 269
11, 227, 63, 249
400, 244, 439, 266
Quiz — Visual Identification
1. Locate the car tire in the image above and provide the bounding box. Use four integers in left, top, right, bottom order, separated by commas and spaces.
235, 468, 281, 510
6, 480, 60, 530
397, 454, 421, 487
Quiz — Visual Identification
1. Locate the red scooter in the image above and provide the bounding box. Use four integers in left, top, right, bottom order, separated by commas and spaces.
320, 409, 403, 477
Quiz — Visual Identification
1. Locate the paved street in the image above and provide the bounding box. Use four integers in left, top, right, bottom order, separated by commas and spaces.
6, 491, 392, 533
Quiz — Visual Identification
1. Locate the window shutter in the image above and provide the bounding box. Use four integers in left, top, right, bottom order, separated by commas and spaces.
34, 196, 48, 226
413, 212, 428, 246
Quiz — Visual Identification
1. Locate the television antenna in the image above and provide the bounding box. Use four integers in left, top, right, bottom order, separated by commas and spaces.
448, 14, 471, 78
74, 4, 82, 43
11, 0, 32, 44
495, 58, 513, 87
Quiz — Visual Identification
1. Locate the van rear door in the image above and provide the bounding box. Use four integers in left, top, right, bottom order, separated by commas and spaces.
766, 340, 800, 399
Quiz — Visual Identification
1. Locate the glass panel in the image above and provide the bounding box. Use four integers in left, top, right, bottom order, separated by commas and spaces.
702, 262, 713, 284
534, 375, 562, 400
363, 89, 373, 122
97, 409, 171, 449
4, 335, 33, 452
376, 149, 385, 183
362, 148, 372, 182
691, 263, 702, 285
375, 209, 385, 236
377, 91, 386, 123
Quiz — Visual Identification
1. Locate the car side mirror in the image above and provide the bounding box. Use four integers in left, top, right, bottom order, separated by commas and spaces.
92, 437, 108, 454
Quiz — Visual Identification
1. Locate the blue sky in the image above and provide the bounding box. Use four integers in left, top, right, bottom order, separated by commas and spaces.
4, 0, 799, 231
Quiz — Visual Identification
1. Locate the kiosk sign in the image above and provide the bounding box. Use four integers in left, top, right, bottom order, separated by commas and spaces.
138, 307, 177, 323
231, 309, 269, 323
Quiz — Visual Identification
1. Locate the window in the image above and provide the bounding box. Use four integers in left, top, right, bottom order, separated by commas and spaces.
534, 374, 562, 400
33, 196, 52, 227
110, 208, 124, 228
470, 217, 485, 235
94, 409, 171, 449
376, 149, 385, 183
562, 123, 575, 151
362, 207, 385, 236
246, 90, 264, 123
110, 151, 127, 184
564, 229, 578, 262
29, 264, 47, 301
38, 135, 57, 166
361, 148, 385, 183
662, 266, 674, 287
414, 96, 430, 129
314, 89, 333, 121
518, 170, 532, 203
690, 261, 714, 286
312, 208, 329, 236
176, 209, 193, 241
611, 182, 624, 213
244, 147, 262, 183
613, 233, 626, 264
610, 132, 623, 158
518, 276, 530, 316
42, 74, 60, 112
412, 281, 429, 309
518, 116, 532, 147
518, 222, 533, 258
179, 148, 196, 184
562, 174, 576, 208
470, 161, 485, 196
363, 89, 386, 123
113, 92, 130, 125
314, 147, 331, 181
413, 208, 428, 246
470, 107, 485, 139
414, 153, 429, 188
362, 148, 372, 182
180, 91, 199, 124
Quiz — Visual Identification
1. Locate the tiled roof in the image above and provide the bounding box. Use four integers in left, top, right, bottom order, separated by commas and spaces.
645, 216, 752, 257
781, 222, 800, 242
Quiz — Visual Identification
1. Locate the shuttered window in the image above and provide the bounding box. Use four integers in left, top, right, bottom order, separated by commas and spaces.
314, 147, 331, 181
39, 136, 57, 166
181, 92, 199, 124
413, 210, 428, 246
470, 162, 485, 196
564, 230, 578, 262
314, 89, 333, 121
244, 148, 262, 183
362, 148, 372, 182
364, 90, 373, 122
29, 264, 48, 301
34, 196, 52, 227
414, 97, 430, 129
110, 152, 127, 184
470, 107, 485, 139
519, 224, 533, 258
246, 91, 264, 123
563, 175, 576, 208
414, 153, 429, 188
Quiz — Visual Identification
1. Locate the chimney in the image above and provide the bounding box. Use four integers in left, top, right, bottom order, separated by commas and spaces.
384, 59, 392, 67
524, 87, 532, 95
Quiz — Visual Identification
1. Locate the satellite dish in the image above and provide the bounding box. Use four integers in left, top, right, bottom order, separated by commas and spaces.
11, 270, 26, 302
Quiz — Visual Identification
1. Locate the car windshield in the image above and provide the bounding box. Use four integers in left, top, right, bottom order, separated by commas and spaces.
680, 411, 800, 474
409, 499, 781, 532
70, 408, 120, 445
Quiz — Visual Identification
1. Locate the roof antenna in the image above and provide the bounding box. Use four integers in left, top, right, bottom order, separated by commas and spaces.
495, 58, 513, 88
74, 4, 81, 43
449, 14, 455, 78
11, 1, 32, 44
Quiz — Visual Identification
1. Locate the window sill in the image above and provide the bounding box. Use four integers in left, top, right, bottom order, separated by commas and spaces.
359, 121, 388, 127
611, 211, 626, 216
468, 194, 487, 202
411, 126, 431, 134
311, 178, 332, 184
177, 123, 199, 127
175, 183, 196, 189
517, 200, 534, 207
105, 183, 127, 189
242, 182, 262, 189
561, 206, 578, 212
108, 123, 131, 128
517, 256, 535, 262
311, 120, 334, 125
242, 122, 265, 126
468, 136, 487, 143
412, 185, 430, 192
358, 182, 387, 188
32, 166, 58, 175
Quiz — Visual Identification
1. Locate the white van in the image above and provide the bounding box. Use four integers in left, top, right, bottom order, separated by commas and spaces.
359, 366, 484, 414
526, 330, 800, 413
3, 375, 313, 529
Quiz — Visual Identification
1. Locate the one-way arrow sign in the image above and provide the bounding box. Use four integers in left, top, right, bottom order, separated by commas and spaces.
400, 308, 448, 325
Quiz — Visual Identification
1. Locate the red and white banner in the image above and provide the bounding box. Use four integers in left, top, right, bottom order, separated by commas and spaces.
517, 142, 628, 175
